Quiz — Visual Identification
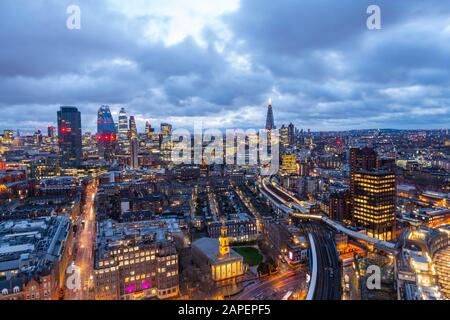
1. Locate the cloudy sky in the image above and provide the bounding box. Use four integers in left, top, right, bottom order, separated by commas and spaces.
1, 0, 450, 133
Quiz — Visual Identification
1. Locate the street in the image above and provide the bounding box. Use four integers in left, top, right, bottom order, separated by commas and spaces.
65, 180, 98, 300
230, 270, 306, 300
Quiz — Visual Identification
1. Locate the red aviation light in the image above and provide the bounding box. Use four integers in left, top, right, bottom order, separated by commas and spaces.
97, 133, 117, 142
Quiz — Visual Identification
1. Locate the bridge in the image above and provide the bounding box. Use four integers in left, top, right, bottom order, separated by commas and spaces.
259, 177, 398, 254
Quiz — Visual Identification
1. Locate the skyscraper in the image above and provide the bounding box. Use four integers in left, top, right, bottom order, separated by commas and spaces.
129, 116, 137, 140
97, 105, 117, 162
349, 147, 396, 241
118, 107, 128, 141
160, 123, 173, 163
351, 170, 396, 241
349, 147, 378, 173
265, 98, 275, 130
130, 138, 139, 169
145, 121, 151, 134
47, 126, 56, 140
288, 123, 295, 145
97, 105, 116, 136
57, 106, 82, 168
145, 121, 155, 139
280, 125, 289, 148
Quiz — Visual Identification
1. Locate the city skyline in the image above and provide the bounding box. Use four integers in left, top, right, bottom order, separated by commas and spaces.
1, 0, 450, 133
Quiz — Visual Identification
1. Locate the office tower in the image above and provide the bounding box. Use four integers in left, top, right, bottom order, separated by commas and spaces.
160, 123, 172, 138
3, 130, 13, 144
349, 147, 396, 240
329, 190, 351, 223
57, 106, 82, 168
129, 116, 137, 139
280, 125, 289, 148
145, 121, 155, 139
160, 123, 173, 163
118, 107, 128, 140
349, 147, 378, 172
265, 98, 275, 130
279, 123, 295, 150
34, 130, 43, 145
281, 154, 297, 175
288, 123, 295, 145
351, 170, 396, 241
97, 105, 117, 162
47, 126, 56, 140
130, 138, 139, 169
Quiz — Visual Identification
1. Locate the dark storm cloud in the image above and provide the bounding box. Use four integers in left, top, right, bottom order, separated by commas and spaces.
0, 0, 449, 131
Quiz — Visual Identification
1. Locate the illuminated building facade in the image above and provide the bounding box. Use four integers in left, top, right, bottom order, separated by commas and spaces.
118, 107, 128, 141
97, 106, 117, 162
207, 214, 258, 243
2, 130, 14, 144
130, 138, 139, 169
145, 121, 155, 139
262, 218, 308, 265
329, 190, 351, 223
57, 106, 82, 168
265, 99, 275, 131
47, 126, 56, 142
281, 154, 297, 175
349, 147, 377, 173
94, 220, 179, 300
351, 170, 396, 240
160, 123, 173, 163
280, 123, 294, 149
128, 116, 137, 140
192, 237, 244, 282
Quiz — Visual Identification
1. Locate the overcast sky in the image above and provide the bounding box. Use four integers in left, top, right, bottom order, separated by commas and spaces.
1, 0, 450, 133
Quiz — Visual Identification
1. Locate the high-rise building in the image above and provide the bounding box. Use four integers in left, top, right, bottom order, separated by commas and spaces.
2, 130, 14, 144
349, 147, 378, 173
351, 170, 396, 241
47, 126, 56, 140
145, 121, 155, 139
280, 125, 289, 148
265, 98, 275, 130
160, 123, 172, 138
57, 106, 82, 168
329, 190, 351, 223
130, 138, 139, 169
97, 105, 117, 162
281, 154, 297, 175
288, 123, 295, 145
349, 147, 396, 240
118, 107, 128, 140
129, 116, 137, 140
280, 123, 295, 148
160, 123, 173, 163
34, 130, 43, 145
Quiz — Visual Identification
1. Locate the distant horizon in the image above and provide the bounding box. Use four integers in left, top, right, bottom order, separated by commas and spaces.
1, 1, 450, 132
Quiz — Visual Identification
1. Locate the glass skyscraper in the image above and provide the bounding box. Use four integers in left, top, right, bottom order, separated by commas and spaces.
97, 105, 117, 162
118, 107, 128, 141
265, 99, 275, 130
57, 106, 82, 168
